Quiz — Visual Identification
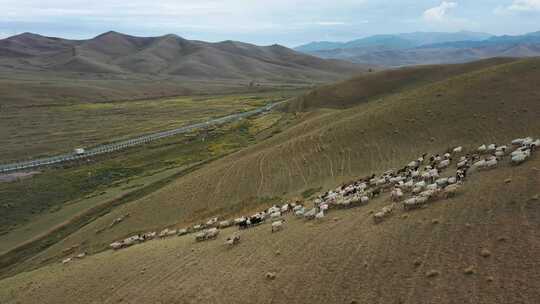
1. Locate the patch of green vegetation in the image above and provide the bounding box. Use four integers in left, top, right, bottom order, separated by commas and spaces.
301, 187, 323, 199
0, 109, 288, 236
0, 90, 304, 162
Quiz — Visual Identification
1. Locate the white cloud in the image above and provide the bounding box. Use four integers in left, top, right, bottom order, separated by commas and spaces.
423, 1, 458, 22
508, 0, 540, 11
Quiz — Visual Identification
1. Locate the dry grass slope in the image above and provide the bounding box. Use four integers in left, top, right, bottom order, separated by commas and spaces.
0, 155, 538, 304
8, 57, 540, 279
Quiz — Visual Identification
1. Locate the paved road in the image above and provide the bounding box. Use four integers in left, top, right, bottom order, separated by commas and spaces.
0, 102, 280, 174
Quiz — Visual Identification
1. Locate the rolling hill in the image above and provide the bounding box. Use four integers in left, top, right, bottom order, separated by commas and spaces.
1, 57, 539, 303
0, 32, 365, 107
0, 31, 364, 82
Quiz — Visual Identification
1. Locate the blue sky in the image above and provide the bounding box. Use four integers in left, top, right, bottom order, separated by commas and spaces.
1, 0, 539, 46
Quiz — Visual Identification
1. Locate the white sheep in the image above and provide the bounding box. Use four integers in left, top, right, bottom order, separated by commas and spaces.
218, 220, 233, 229
206, 217, 219, 226
315, 210, 325, 219
437, 159, 450, 169
373, 205, 393, 223
270, 211, 282, 221
452, 146, 463, 154
304, 208, 317, 220
225, 234, 241, 246
360, 196, 370, 204
485, 157, 498, 169
234, 217, 246, 225
391, 188, 403, 202
435, 178, 448, 187
293, 205, 303, 212
62, 258, 72, 264
511, 151, 530, 165
426, 183, 438, 191
443, 184, 460, 198
271, 220, 284, 233
477, 144, 487, 152
110, 241, 123, 250
177, 228, 188, 236
403, 197, 425, 210
472, 159, 486, 169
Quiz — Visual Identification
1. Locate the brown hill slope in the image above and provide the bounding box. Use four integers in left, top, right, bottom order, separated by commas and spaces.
288, 57, 517, 111
0, 155, 539, 304
6, 57, 539, 278
0, 31, 365, 82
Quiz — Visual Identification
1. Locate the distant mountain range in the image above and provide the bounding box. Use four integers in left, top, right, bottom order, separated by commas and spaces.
295, 31, 540, 67
0, 31, 365, 83
295, 31, 492, 53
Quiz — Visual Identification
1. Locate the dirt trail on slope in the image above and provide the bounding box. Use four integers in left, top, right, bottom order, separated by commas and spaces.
1, 156, 539, 304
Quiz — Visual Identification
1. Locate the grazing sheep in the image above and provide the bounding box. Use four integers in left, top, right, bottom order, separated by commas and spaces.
415, 181, 426, 189
206, 217, 219, 227
403, 197, 427, 210
487, 144, 496, 152
438, 159, 450, 169
402, 180, 414, 191
315, 210, 325, 219
436, 178, 449, 187
443, 184, 460, 198
373, 205, 393, 223
391, 188, 404, 202
293, 205, 303, 212
412, 187, 423, 195
218, 220, 233, 229
304, 208, 317, 220
271, 220, 285, 233
453, 146, 463, 154
234, 217, 246, 225
159, 228, 176, 238
177, 229, 188, 236
195, 228, 220, 242
225, 234, 241, 246
511, 151, 530, 165
143, 232, 157, 240
294, 208, 305, 217
447, 176, 457, 185
485, 157, 498, 169
281, 204, 290, 213
270, 211, 282, 221
408, 160, 419, 168
426, 183, 438, 191
360, 196, 370, 204
110, 241, 123, 250
62, 258, 72, 264
477, 145, 487, 153
472, 159, 486, 170
205, 228, 219, 239
192, 224, 205, 232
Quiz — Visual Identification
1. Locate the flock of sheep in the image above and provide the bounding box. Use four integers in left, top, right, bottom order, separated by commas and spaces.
61, 136, 537, 263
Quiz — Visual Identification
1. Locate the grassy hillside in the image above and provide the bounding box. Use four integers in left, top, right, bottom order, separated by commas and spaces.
0, 31, 365, 107
287, 57, 517, 111
0, 153, 538, 304
4, 57, 539, 280
0, 91, 300, 162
